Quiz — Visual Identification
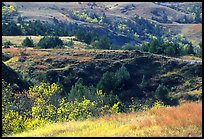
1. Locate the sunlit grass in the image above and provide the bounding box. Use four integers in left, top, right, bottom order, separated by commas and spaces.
8, 102, 202, 137
160, 71, 178, 77
4, 56, 19, 64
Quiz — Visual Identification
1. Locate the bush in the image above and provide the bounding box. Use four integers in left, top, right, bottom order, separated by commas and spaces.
68, 80, 94, 101
155, 84, 169, 101
57, 97, 95, 121
3, 41, 12, 48
114, 65, 130, 90
91, 36, 112, 49
2, 80, 24, 134
97, 65, 130, 93
2, 52, 11, 61
97, 71, 116, 92
22, 37, 34, 47
2, 110, 23, 134
37, 36, 63, 49
3, 81, 120, 135
66, 39, 74, 47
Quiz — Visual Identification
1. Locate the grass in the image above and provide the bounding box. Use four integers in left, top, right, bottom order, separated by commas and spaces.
179, 56, 202, 61
2, 36, 86, 49
4, 56, 19, 64
160, 71, 178, 77
7, 102, 202, 137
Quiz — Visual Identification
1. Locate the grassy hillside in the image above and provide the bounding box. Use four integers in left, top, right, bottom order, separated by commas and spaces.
3, 2, 202, 46
163, 24, 202, 46
7, 102, 202, 137
2, 46, 202, 103
2, 36, 86, 49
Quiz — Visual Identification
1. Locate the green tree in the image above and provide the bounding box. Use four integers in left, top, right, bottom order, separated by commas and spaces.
38, 36, 63, 49
114, 65, 130, 89
97, 65, 130, 93
184, 44, 195, 55
2, 22, 22, 35
141, 42, 149, 52
164, 45, 176, 56
91, 36, 112, 49
155, 84, 169, 101
22, 37, 34, 47
3, 41, 12, 48
138, 75, 148, 90
97, 71, 115, 92
68, 80, 92, 101
149, 39, 159, 53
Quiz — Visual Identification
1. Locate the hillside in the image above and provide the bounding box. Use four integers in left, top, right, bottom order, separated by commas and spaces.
7, 102, 202, 137
2, 2, 202, 46
3, 46, 202, 103
2, 62, 30, 92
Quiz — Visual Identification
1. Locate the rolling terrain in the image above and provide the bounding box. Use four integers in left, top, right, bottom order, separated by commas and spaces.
2, 45, 202, 103
3, 2, 202, 46
2, 2, 202, 137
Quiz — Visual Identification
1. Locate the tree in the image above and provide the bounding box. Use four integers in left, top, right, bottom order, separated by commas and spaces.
141, 42, 149, 52
22, 37, 34, 47
68, 80, 90, 101
38, 36, 63, 49
194, 43, 202, 58
114, 65, 130, 88
91, 36, 112, 50
162, 14, 168, 23
2, 22, 22, 36
97, 65, 130, 93
3, 41, 12, 48
164, 45, 176, 56
184, 44, 195, 55
97, 71, 115, 92
138, 75, 148, 90
155, 84, 169, 101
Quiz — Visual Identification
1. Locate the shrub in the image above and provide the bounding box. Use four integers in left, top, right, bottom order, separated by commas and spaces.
97, 71, 115, 92
37, 36, 63, 49
114, 65, 130, 88
22, 37, 34, 47
2, 80, 25, 134
155, 84, 169, 101
2, 110, 23, 134
91, 36, 112, 49
97, 65, 130, 93
68, 80, 93, 101
66, 39, 74, 47
138, 75, 148, 90
2, 53, 11, 61
3, 41, 12, 48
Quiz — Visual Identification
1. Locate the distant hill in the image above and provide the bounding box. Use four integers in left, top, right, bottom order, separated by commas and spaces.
2, 2, 202, 46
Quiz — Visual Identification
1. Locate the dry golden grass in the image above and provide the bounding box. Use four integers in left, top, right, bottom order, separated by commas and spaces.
2, 36, 42, 46
148, 102, 202, 129
8, 102, 202, 137
2, 36, 75, 45
33, 65, 47, 70
179, 56, 202, 61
